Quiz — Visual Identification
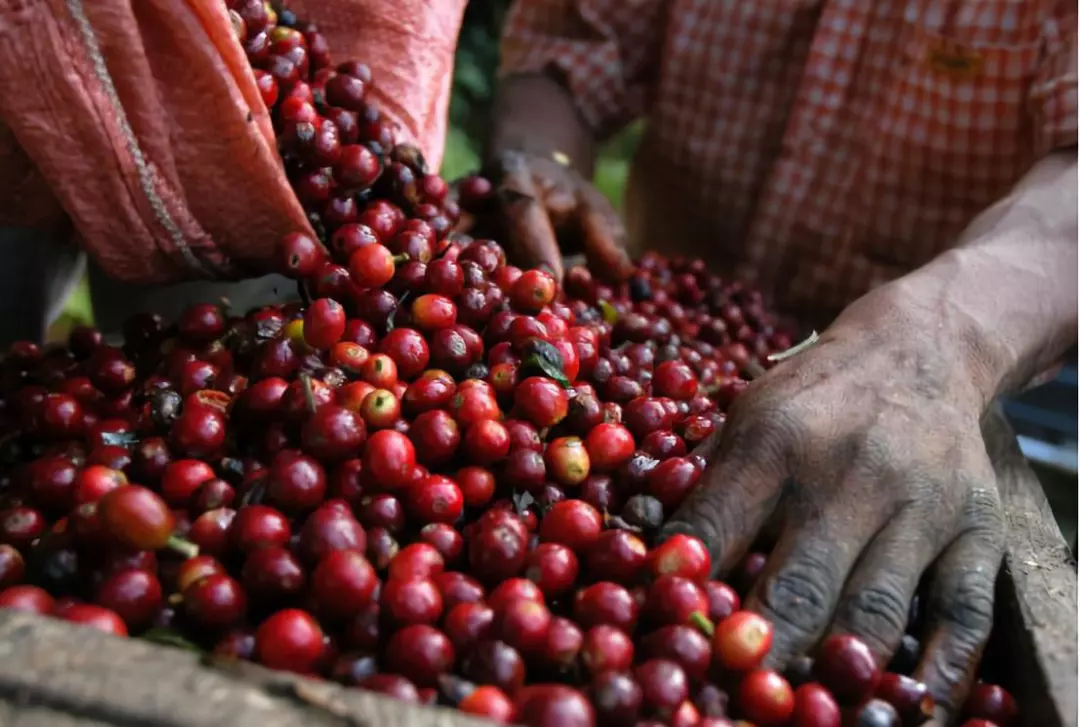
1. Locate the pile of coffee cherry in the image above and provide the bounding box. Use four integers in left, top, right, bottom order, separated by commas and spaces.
0, 3, 1020, 726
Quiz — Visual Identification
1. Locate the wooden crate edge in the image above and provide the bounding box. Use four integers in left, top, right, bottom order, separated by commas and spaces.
0, 609, 493, 727
986, 407, 1078, 727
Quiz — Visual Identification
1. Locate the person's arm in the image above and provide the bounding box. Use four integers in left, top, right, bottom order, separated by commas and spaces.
487, 73, 598, 180
473, 0, 665, 279
657, 150, 1077, 721
487, 0, 666, 172
873, 150, 1077, 406
660, 21, 1077, 719
890, 13, 1080, 401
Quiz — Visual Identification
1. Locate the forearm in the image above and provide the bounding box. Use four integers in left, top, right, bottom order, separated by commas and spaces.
885, 151, 1078, 403
485, 73, 599, 178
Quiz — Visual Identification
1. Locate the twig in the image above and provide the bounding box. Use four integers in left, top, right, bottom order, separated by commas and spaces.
299, 373, 318, 414
767, 330, 819, 363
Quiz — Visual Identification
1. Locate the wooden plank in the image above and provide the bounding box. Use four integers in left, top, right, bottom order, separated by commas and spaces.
0, 609, 488, 727
983, 406, 1078, 727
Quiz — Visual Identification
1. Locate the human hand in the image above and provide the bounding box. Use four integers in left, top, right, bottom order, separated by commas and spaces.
661, 285, 1006, 720
471, 150, 635, 282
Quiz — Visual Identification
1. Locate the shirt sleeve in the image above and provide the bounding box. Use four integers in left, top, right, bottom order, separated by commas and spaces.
499, 0, 667, 138
1030, 3, 1078, 153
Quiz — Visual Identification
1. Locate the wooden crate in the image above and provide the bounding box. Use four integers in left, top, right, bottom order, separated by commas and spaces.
983, 407, 1077, 727
0, 410, 1073, 727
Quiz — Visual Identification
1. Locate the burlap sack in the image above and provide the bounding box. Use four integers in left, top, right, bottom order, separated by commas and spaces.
0, 0, 465, 285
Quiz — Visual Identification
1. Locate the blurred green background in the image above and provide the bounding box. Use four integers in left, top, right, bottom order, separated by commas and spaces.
50, 0, 639, 340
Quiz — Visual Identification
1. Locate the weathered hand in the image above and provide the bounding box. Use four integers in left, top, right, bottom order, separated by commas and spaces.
473, 150, 634, 282
661, 286, 1006, 720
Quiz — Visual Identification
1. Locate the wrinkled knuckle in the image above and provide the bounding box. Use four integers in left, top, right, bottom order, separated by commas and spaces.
769, 399, 823, 457
923, 610, 991, 713
850, 429, 904, 475
714, 412, 761, 456
726, 401, 801, 465
923, 654, 968, 713
667, 487, 726, 540
758, 557, 835, 639
940, 568, 996, 637
496, 184, 539, 207
840, 581, 911, 644
723, 388, 762, 424
662, 478, 732, 544
497, 149, 526, 171
962, 486, 1005, 535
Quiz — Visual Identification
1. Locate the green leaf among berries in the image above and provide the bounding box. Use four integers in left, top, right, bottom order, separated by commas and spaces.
598, 300, 619, 325
520, 338, 571, 388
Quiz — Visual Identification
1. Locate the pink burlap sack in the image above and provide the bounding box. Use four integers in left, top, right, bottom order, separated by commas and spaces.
0, 0, 466, 284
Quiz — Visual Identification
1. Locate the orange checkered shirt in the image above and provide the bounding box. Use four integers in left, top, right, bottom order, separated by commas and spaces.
500, 0, 1078, 325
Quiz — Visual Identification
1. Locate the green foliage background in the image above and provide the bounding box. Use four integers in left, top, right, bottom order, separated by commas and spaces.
54, 0, 640, 335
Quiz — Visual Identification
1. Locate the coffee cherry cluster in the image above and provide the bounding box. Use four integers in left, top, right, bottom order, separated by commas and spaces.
0, 3, 1018, 727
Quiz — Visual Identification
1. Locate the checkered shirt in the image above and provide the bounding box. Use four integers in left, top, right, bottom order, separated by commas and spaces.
500, 0, 1078, 324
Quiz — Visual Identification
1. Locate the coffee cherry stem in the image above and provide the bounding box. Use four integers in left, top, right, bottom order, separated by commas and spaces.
392, 253, 410, 266
300, 373, 318, 415
767, 330, 819, 363
166, 534, 199, 560
689, 610, 715, 637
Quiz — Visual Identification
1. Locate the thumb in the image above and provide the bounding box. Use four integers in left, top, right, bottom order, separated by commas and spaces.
578, 203, 634, 283
495, 160, 564, 279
